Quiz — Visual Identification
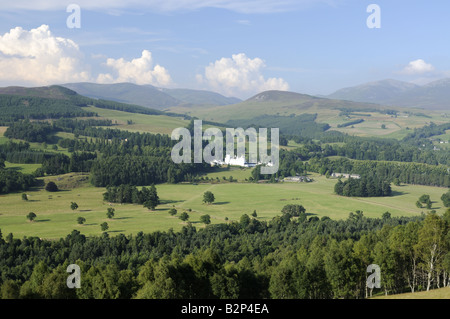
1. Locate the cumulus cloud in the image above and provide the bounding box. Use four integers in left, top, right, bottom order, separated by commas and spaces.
401, 59, 435, 75
0, 25, 90, 85
198, 53, 289, 97
0, 25, 172, 87
97, 50, 172, 86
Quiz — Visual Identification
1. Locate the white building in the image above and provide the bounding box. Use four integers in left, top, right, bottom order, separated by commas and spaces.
331, 173, 361, 179
210, 154, 267, 168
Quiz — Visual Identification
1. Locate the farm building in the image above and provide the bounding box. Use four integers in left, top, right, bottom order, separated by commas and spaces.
331, 173, 361, 179
284, 176, 312, 183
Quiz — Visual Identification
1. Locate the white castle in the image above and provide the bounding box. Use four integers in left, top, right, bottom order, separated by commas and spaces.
210, 154, 273, 168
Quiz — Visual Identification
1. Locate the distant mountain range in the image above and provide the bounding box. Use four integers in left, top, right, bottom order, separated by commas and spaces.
61, 79, 450, 113
326, 78, 450, 110
1, 78, 448, 125
60, 82, 241, 110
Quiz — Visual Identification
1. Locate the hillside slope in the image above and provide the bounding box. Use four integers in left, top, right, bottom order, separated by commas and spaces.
327, 78, 450, 110
61, 82, 180, 110
0, 84, 167, 121
169, 90, 389, 123
61, 82, 241, 110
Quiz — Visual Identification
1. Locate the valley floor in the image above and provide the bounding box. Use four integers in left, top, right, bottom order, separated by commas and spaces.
0, 171, 447, 240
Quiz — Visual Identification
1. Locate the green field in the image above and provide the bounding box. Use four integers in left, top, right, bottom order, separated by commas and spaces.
4, 162, 41, 174
168, 100, 448, 140
82, 106, 188, 135
0, 172, 447, 240
373, 286, 450, 299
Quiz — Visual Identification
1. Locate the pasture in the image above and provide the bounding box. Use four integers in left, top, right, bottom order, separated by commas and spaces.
0, 172, 447, 240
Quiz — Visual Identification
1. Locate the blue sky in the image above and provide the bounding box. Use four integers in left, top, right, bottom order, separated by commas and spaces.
0, 1, 449, 99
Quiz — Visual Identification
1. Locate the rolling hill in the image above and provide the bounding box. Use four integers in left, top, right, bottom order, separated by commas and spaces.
167, 90, 390, 123
61, 82, 241, 110
326, 79, 419, 105
0, 85, 97, 121
327, 78, 450, 110
166, 90, 449, 139
0, 84, 173, 122
61, 82, 180, 110
0, 85, 79, 100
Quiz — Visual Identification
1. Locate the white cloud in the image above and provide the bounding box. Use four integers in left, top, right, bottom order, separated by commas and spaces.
0, 25, 172, 87
97, 50, 172, 86
0, 25, 90, 85
198, 53, 289, 97
401, 59, 435, 75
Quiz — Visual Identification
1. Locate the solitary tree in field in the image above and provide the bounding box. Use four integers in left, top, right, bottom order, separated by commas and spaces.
71, 202, 79, 211
168, 208, 177, 216
22, 193, 28, 201
179, 212, 189, 222
418, 194, 432, 210
143, 184, 160, 211
106, 207, 115, 219
27, 212, 37, 222
442, 191, 450, 207
45, 181, 58, 192
203, 191, 215, 205
77, 217, 86, 225
281, 204, 306, 217
200, 214, 211, 225
101, 222, 109, 232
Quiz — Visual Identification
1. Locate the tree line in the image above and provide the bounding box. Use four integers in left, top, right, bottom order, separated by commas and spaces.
3, 208, 450, 299
103, 184, 160, 210
334, 176, 392, 197
307, 157, 449, 188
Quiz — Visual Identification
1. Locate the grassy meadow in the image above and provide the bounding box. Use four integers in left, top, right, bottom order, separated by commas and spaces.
82, 106, 189, 135
166, 96, 448, 141
0, 172, 447, 240
372, 286, 450, 299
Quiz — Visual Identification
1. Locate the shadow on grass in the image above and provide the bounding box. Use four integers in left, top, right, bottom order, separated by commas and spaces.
160, 199, 185, 205
212, 201, 230, 205
79, 209, 92, 212
113, 217, 132, 220
391, 190, 407, 197
151, 208, 174, 212
36, 219, 51, 222
108, 230, 125, 233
